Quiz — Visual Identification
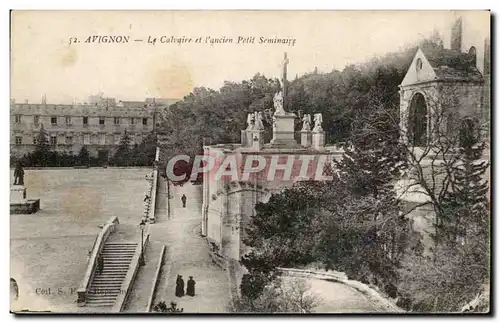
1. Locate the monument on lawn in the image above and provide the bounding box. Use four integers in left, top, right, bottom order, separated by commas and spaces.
10, 162, 40, 214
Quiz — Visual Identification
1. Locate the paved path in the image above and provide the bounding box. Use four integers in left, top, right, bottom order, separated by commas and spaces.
283, 277, 387, 313
124, 241, 164, 313
151, 182, 230, 313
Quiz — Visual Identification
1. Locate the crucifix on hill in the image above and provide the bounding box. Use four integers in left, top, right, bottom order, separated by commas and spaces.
281, 52, 289, 112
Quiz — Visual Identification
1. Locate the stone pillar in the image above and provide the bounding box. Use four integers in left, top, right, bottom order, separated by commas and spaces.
300, 130, 312, 148
270, 113, 297, 146
251, 130, 264, 150
312, 130, 325, 150
240, 130, 247, 147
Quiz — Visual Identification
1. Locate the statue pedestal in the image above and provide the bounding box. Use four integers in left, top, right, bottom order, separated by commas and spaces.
251, 130, 264, 150
270, 113, 297, 146
300, 130, 312, 148
11, 186, 26, 203
10, 185, 40, 214
312, 130, 325, 150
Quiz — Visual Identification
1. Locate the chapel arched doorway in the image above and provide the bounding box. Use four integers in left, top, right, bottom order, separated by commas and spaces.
408, 93, 428, 146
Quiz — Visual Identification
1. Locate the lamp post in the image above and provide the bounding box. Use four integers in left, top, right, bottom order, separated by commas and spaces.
139, 220, 146, 266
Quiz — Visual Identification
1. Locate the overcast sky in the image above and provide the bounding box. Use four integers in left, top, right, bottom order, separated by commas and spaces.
10, 10, 489, 104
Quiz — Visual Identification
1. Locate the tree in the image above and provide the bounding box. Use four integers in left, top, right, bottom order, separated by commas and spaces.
232, 278, 321, 313
130, 131, 157, 166
111, 130, 133, 166
241, 182, 328, 299
440, 119, 489, 245
77, 146, 90, 166
333, 100, 411, 291
31, 125, 52, 166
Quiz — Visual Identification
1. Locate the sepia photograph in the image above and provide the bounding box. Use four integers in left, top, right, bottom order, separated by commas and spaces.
8, 10, 491, 314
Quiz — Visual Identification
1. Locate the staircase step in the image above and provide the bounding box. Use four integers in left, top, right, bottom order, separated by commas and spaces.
87, 298, 116, 302
92, 282, 123, 286
105, 243, 137, 245
86, 302, 115, 306
88, 291, 121, 296
102, 248, 137, 251
86, 303, 114, 307
102, 253, 135, 256
88, 289, 121, 294
92, 278, 125, 282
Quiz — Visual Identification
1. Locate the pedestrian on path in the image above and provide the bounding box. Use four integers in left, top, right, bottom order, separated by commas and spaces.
186, 276, 196, 297
181, 194, 187, 208
175, 275, 185, 297
96, 255, 104, 275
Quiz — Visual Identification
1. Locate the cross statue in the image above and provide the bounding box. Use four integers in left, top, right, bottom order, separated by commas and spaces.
281, 52, 289, 111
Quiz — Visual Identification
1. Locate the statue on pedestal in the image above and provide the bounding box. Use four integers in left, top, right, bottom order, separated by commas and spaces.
246, 113, 255, 130
273, 91, 285, 115
254, 111, 264, 130
313, 113, 323, 132
13, 162, 24, 186
301, 114, 312, 131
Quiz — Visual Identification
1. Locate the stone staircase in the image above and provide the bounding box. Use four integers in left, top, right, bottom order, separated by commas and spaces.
86, 242, 137, 308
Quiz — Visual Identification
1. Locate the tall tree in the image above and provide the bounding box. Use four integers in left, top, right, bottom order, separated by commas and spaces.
77, 146, 90, 166
111, 130, 133, 166
334, 101, 410, 290
439, 119, 489, 245
32, 125, 52, 166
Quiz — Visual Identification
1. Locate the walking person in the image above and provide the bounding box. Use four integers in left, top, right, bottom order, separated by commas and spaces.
181, 194, 187, 208
96, 255, 104, 275
175, 275, 185, 297
186, 276, 196, 297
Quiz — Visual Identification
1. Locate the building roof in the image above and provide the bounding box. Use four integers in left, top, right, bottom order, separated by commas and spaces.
420, 46, 484, 82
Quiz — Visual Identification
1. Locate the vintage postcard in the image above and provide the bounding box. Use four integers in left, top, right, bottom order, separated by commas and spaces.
9, 10, 491, 314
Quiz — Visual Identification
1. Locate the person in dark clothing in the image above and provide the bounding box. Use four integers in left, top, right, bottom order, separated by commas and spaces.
181, 194, 187, 208
96, 255, 104, 275
186, 276, 196, 297
175, 275, 185, 297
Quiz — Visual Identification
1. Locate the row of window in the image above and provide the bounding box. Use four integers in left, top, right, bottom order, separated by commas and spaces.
14, 133, 143, 146
14, 115, 149, 126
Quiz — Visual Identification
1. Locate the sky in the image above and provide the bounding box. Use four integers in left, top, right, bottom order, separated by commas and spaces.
10, 10, 490, 104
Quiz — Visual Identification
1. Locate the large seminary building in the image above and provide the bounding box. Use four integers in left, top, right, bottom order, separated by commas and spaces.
10, 95, 176, 161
